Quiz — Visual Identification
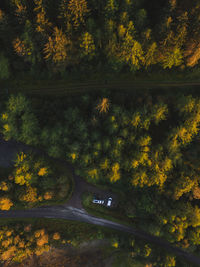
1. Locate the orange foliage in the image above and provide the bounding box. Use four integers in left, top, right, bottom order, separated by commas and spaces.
38, 167, 48, 176
53, 232, 60, 240
13, 38, 31, 57
34, 0, 52, 32
34, 229, 45, 238
24, 224, 32, 232
37, 234, 49, 246
68, 0, 89, 28
0, 197, 13, 210
96, 98, 110, 113
44, 191, 53, 200
44, 27, 71, 63
1, 246, 16, 261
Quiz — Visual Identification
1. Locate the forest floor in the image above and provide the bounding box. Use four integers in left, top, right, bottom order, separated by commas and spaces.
3, 239, 112, 267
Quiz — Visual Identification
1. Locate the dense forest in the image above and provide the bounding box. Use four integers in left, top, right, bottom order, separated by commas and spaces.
2, 0, 200, 266
1, 90, 200, 266
1, 0, 200, 79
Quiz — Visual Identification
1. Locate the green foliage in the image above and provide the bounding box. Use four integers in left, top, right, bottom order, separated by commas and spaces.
0, 54, 10, 80
1, 94, 39, 145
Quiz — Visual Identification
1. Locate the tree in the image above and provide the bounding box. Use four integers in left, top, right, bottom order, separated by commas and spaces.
1, 94, 39, 145
44, 27, 72, 63
119, 32, 144, 70
34, 0, 52, 33
13, 37, 32, 58
96, 98, 110, 114
173, 175, 197, 200
144, 42, 158, 68
79, 32, 95, 59
67, 0, 89, 28
19, 186, 38, 203
151, 103, 168, 125
161, 47, 183, 69
104, 0, 118, 18
0, 197, 13, 210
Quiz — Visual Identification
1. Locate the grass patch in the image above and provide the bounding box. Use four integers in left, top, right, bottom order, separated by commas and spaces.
82, 192, 135, 228
111, 251, 144, 267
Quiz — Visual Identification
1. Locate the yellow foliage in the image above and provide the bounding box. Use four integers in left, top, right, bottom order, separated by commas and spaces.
53, 232, 60, 240
3, 124, 10, 132
177, 127, 192, 144
38, 167, 47, 176
15, 174, 26, 185
38, 196, 43, 201
138, 135, 151, 146
0, 197, 13, 210
143, 146, 150, 152
88, 169, 98, 179
2, 113, 8, 120
71, 153, 76, 160
112, 242, 119, 248
100, 159, 109, 170
111, 116, 115, 121
162, 158, 173, 171
112, 163, 119, 172
131, 113, 141, 127
132, 159, 139, 169
0, 181, 8, 191
20, 186, 38, 203
118, 25, 126, 38
110, 163, 120, 182
131, 169, 151, 187
17, 152, 26, 162
80, 32, 95, 57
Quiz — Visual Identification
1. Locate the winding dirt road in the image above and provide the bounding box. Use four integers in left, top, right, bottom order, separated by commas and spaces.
0, 137, 200, 266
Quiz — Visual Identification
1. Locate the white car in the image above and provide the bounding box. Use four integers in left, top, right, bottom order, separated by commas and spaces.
107, 197, 112, 207
93, 199, 104, 205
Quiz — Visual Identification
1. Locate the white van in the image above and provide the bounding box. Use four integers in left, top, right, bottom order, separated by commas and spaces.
107, 197, 112, 207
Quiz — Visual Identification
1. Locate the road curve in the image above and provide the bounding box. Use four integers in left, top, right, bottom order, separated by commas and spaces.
0, 138, 200, 265
0, 206, 200, 266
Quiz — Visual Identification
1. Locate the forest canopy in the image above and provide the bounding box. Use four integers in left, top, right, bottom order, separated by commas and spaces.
1, 0, 200, 78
